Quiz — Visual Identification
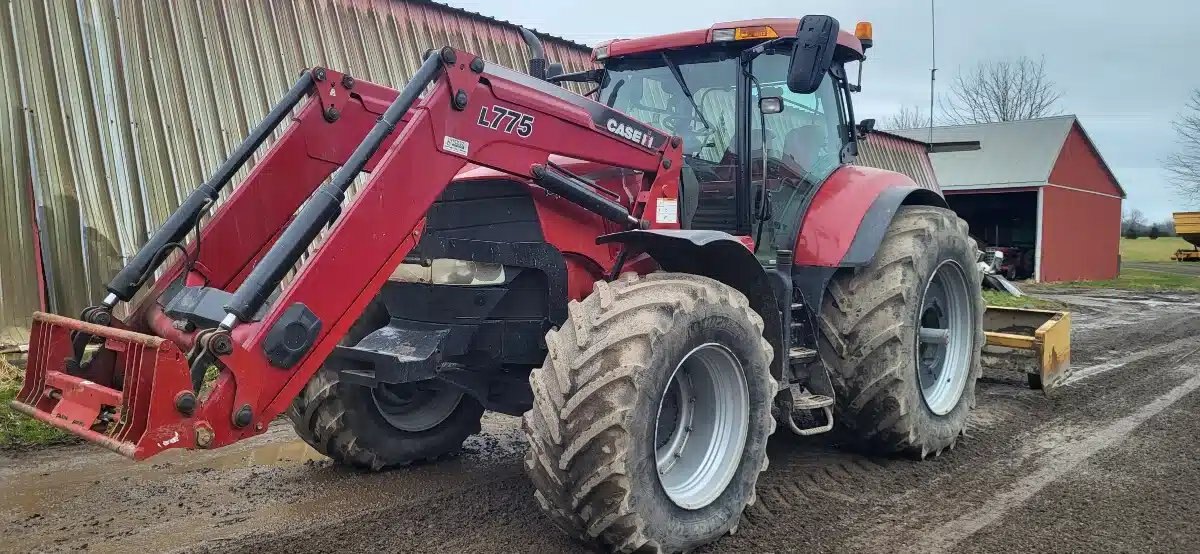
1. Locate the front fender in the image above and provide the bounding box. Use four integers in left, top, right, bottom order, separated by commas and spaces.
795, 165, 946, 267
597, 230, 785, 380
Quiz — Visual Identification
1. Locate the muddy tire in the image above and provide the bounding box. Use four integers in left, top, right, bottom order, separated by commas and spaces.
523, 272, 776, 553
818, 206, 984, 458
287, 302, 484, 470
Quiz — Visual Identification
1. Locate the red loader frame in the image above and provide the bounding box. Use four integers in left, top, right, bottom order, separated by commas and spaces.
13, 47, 684, 459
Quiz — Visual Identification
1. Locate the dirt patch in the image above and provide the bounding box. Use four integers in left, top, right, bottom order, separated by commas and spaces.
3, 288, 1200, 553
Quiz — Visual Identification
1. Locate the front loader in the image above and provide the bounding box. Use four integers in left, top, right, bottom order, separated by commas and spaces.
14, 16, 986, 553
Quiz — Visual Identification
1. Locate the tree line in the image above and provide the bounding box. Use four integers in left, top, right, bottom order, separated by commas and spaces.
1121, 209, 1175, 240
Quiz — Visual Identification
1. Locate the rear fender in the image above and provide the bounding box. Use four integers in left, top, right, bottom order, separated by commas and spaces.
793, 184, 947, 314
794, 165, 946, 268
597, 230, 786, 381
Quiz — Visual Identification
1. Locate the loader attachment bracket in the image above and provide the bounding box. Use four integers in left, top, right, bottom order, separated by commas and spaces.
12, 313, 197, 459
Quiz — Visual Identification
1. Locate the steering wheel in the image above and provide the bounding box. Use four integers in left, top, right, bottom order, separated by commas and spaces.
663, 113, 709, 135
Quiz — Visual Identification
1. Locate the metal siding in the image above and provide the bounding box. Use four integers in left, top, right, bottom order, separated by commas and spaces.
1039, 185, 1121, 282
0, 0, 40, 347
0, 0, 593, 345
1047, 124, 1125, 197
856, 132, 939, 191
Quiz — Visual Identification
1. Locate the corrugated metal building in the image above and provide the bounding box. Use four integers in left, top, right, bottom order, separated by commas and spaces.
895, 116, 1125, 282
856, 130, 940, 191
0, 0, 593, 346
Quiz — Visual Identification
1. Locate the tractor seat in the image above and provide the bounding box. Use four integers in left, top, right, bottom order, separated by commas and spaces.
782, 125, 827, 176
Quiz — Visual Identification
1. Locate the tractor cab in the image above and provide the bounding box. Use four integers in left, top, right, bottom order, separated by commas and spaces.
563, 18, 871, 264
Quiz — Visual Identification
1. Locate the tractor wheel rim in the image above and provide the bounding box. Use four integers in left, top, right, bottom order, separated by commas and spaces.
916, 260, 973, 416
654, 343, 749, 510
371, 381, 463, 432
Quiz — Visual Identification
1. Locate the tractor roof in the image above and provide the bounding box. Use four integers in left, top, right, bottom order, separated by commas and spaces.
596, 18, 865, 61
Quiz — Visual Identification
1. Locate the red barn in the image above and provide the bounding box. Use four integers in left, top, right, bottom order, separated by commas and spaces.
895, 116, 1125, 282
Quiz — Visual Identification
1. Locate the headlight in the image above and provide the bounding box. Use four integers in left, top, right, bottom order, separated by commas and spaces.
389, 258, 506, 286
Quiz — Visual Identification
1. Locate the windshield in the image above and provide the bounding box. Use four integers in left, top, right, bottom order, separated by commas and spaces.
601, 46, 737, 163
599, 44, 844, 244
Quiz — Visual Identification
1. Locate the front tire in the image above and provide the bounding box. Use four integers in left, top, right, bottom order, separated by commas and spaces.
287, 302, 485, 470
819, 206, 984, 458
523, 273, 776, 553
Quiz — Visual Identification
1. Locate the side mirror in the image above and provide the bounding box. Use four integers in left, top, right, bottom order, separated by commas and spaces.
546, 63, 565, 80
856, 118, 876, 138
518, 27, 547, 80
759, 97, 784, 115
787, 15, 840, 94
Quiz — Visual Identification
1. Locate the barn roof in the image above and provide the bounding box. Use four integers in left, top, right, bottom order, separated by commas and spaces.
891, 116, 1123, 196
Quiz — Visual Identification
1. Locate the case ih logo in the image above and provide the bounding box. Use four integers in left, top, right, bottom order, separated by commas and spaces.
588, 107, 667, 151
605, 118, 659, 149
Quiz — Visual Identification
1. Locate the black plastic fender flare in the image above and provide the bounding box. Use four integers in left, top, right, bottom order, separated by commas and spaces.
839, 186, 948, 267
597, 230, 786, 380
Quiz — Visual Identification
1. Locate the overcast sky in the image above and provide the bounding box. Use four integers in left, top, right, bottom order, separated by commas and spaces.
443, 0, 1199, 221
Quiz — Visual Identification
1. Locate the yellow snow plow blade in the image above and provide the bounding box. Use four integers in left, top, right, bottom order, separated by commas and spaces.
982, 307, 1071, 391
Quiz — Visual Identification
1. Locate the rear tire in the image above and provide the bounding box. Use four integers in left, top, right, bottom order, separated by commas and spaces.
523, 273, 776, 553
287, 302, 484, 470
818, 206, 984, 458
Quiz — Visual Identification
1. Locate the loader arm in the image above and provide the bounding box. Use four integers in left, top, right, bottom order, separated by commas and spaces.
14, 47, 684, 459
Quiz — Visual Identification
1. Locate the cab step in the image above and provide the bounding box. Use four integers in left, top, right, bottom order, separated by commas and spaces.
788, 346, 818, 364
792, 390, 833, 410
781, 384, 835, 437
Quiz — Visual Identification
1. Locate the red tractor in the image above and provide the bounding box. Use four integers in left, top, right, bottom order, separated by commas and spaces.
13, 16, 983, 552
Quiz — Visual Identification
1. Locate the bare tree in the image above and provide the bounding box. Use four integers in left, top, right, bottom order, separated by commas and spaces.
939, 56, 1063, 124
883, 105, 931, 130
1165, 89, 1200, 204
1122, 209, 1147, 234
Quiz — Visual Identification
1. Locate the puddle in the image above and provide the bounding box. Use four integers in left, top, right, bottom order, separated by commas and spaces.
203, 441, 328, 469
0, 436, 326, 515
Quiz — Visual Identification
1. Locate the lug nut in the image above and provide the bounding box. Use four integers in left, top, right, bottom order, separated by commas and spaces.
91, 310, 112, 326
208, 332, 234, 356
174, 391, 197, 416
452, 89, 469, 111
195, 425, 214, 448
233, 404, 253, 428
313, 67, 327, 82
340, 74, 355, 89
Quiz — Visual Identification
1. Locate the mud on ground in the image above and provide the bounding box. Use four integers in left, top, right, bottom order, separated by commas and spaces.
2, 288, 1199, 553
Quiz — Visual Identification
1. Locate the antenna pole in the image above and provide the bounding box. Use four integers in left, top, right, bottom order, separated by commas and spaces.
929, 0, 936, 142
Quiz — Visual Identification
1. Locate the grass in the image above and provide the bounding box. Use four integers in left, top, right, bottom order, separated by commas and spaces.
1048, 268, 1200, 293
0, 357, 77, 450
982, 290, 1066, 311
1120, 237, 1195, 262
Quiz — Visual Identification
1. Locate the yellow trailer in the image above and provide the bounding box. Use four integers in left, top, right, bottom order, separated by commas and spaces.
982, 306, 1071, 391
1172, 211, 1200, 261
